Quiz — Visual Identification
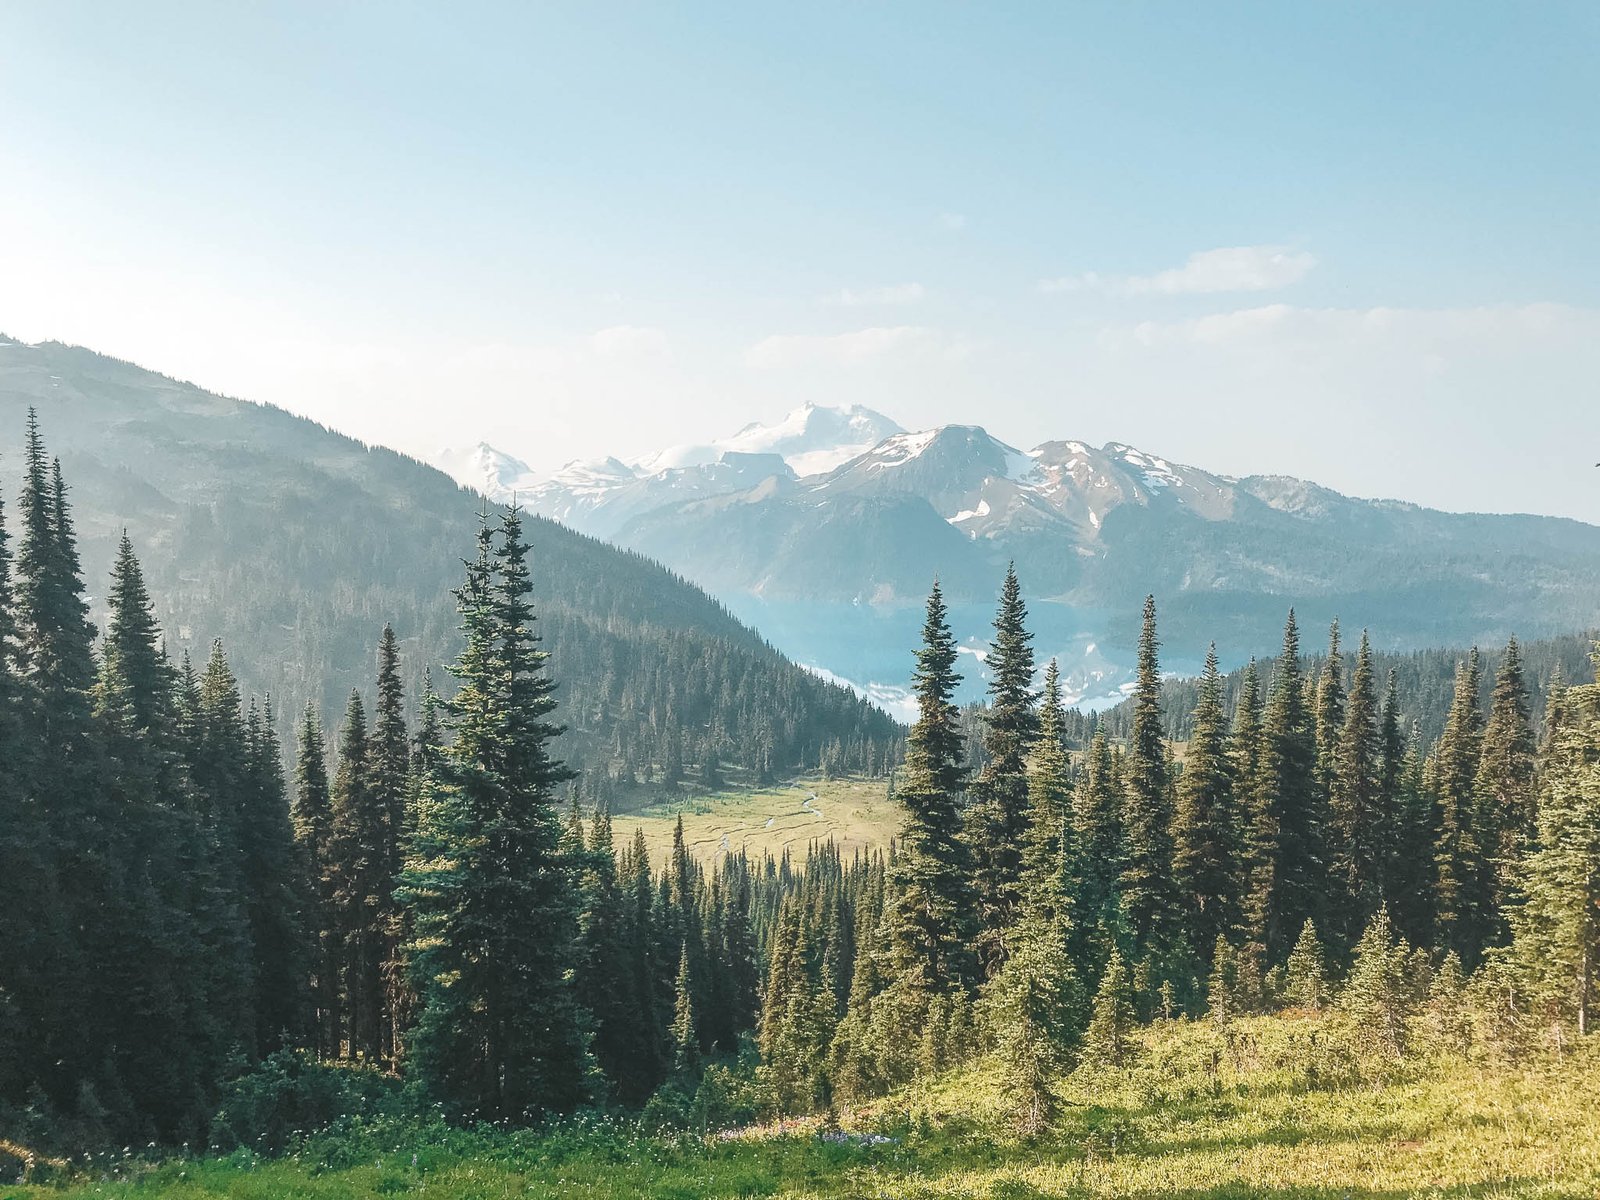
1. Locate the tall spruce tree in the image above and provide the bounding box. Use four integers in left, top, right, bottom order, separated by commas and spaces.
1433, 650, 1486, 963
880, 582, 976, 1065
967, 564, 1039, 978
1475, 637, 1537, 946
328, 689, 385, 1060
368, 625, 411, 1063
1507, 668, 1600, 1036
401, 506, 590, 1120
1331, 631, 1384, 944
293, 705, 340, 1059
1172, 645, 1238, 969
1119, 596, 1177, 973
1261, 610, 1320, 957
1232, 659, 1273, 976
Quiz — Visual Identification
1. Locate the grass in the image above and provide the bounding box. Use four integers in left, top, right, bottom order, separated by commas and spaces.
12, 1015, 1600, 1198
610, 776, 898, 868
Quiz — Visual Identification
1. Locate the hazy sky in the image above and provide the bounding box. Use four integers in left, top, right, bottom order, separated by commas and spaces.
3, 3, 1598, 520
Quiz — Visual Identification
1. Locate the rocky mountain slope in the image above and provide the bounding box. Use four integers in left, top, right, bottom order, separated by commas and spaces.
453, 408, 1600, 709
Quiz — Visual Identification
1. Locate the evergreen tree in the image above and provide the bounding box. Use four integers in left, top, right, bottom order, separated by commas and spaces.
1070, 729, 1124, 965
293, 705, 340, 1059
1475, 637, 1537, 945
1082, 949, 1136, 1068
1231, 659, 1273, 992
1120, 596, 1177, 970
1283, 919, 1329, 1012
328, 689, 384, 1060
369, 625, 411, 1064
1020, 659, 1073, 919
401, 506, 591, 1120
1261, 611, 1320, 956
1172, 645, 1238, 969
1433, 650, 1486, 963
1341, 906, 1410, 1056
880, 582, 976, 1045
670, 941, 699, 1075
240, 695, 308, 1057
1331, 631, 1384, 944
967, 564, 1038, 978
1312, 621, 1346, 864
1507, 670, 1600, 1037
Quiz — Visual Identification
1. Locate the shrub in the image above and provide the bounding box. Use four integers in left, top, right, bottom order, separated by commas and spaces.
208, 1049, 404, 1155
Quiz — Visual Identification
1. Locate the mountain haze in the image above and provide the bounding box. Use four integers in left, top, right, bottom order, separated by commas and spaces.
0, 339, 900, 786
454, 407, 1600, 709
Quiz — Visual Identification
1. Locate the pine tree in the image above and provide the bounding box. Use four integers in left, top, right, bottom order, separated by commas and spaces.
1070, 729, 1124, 965
881, 582, 976, 1042
1172, 645, 1238, 969
1331, 631, 1384, 944
1434, 650, 1486, 963
967, 564, 1038, 978
1082, 949, 1136, 1068
1020, 659, 1073, 920
1312, 621, 1346, 864
328, 689, 384, 1060
1507, 671, 1600, 1037
293, 705, 340, 1059
1283, 919, 1329, 1012
1231, 659, 1273, 991
240, 695, 308, 1056
670, 941, 699, 1075
1341, 906, 1410, 1056
369, 625, 410, 1064
1261, 611, 1320, 956
401, 506, 591, 1120
1120, 595, 1177, 970
1475, 637, 1537, 946
982, 660, 1083, 1130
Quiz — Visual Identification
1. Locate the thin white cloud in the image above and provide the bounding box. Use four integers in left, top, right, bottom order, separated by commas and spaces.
589, 324, 670, 359
1040, 245, 1316, 297
744, 326, 932, 369
830, 283, 927, 307
1116, 301, 1597, 351
939, 211, 968, 232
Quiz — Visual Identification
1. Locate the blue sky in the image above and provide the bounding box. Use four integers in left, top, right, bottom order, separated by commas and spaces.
2, 2, 1598, 518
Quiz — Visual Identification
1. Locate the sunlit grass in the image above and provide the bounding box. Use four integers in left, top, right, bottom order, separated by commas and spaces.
14, 1014, 1600, 1198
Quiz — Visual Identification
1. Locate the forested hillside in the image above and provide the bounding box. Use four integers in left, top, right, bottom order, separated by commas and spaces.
1092, 626, 1600, 748
0, 339, 899, 786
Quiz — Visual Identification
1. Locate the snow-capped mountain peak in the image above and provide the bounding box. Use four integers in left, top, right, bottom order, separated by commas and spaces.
633, 403, 903, 478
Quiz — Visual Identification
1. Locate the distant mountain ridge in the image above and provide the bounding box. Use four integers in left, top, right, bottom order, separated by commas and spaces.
445, 407, 1600, 710
0, 340, 901, 788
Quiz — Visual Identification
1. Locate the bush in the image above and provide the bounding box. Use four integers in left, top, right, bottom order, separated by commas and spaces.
208, 1049, 405, 1155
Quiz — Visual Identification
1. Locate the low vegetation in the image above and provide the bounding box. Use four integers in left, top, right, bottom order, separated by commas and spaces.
9, 1014, 1599, 1198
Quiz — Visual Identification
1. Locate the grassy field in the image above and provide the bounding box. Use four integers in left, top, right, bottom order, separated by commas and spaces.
13, 1015, 1600, 1199
611, 776, 898, 868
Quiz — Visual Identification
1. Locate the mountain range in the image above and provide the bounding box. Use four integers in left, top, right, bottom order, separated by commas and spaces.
443, 406, 1600, 711
0, 339, 899, 788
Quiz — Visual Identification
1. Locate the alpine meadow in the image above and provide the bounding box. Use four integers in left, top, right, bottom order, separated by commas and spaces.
4, 5, 1600, 1198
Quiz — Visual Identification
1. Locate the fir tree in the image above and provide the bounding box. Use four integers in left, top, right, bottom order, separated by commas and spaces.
967, 564, 1038, 978
1172, 645, 1238, 970
328, 689, 384, 1060
1507, 672, 1600, 1036
1475, 637, 1537, 945
1341, 906, 1410, 1056
1082, 949, 1136, 1068
881, 582, 976, 1047
401, 506, 590, 1120
670, 941, 699, 1075
1433, 650, 1485, 963
1331, 631, 1384, 944
293, 705, 340, 1059
1283, 920, 1329, 1012
1262, 611, 1320, 956
1120, 596, 1177, 969
369, 625, 411, 1063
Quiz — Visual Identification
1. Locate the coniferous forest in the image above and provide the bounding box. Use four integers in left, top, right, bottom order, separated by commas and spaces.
4, 410, 1600, 1191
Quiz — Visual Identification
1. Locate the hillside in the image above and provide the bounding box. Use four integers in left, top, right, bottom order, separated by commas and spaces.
452, 408, 1600, 711
0, 339, 900, 786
